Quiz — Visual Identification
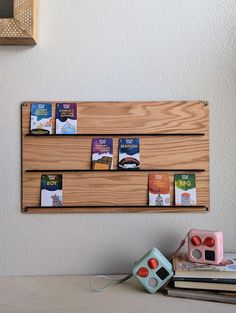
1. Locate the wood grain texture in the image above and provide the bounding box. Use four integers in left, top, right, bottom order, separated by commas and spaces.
23, 171, 209, 209
1, 276, 232, 313
22, 101, 209, 135
23, 136, 209, 171
21, 101, 209, 213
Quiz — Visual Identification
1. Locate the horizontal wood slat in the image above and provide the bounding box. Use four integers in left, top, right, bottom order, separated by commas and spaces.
21, 101, 209, 213
22, 101, 208, 135
24, 206, 208, 214
23, 171, 209, 208
23, 136, 209, 171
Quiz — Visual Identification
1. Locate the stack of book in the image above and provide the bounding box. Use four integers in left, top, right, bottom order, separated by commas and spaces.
166, 253, 236, 304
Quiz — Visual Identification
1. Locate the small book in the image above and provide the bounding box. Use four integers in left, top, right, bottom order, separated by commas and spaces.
91, 138, 113, 170
166, 287, 236, 304
175, 174, 196, 205
56, 103, 77, 134
118, 138, 140, 170
41, 174, 63, 207
30, 103, 52, 134
149, 173, 170, 206
173, 253, 236, 279
174, 280, 236, 292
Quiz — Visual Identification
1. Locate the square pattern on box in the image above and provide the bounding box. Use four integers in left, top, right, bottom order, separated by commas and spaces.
132, 247, 173, 293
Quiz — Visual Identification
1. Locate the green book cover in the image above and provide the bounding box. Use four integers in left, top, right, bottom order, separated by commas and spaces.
175, 174, 196, 205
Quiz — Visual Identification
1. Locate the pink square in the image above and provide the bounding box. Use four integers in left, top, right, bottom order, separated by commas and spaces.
188, 229, 223, 265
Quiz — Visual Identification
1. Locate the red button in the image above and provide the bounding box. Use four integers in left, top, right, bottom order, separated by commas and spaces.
137, 267, 149, 278
191, 236, 201, 246
148, 258, 159, 269
204, 237, 215, 247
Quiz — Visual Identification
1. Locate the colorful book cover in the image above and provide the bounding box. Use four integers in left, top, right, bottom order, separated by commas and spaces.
149, 173, 170, 206
41, 174, 63, 207
91, 138, 113, 170
56, 103, 77, 134
173, 253, 236, 276
30, 103, 52, 134
118, 138, 140, 170
175, 174, 196, 205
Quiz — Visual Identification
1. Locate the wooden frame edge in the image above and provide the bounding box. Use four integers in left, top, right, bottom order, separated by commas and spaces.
23, 207, 209, 214
21, 101, 210, 214
0, 0, 38, 45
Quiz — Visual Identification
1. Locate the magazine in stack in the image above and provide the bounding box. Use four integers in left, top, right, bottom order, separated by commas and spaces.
166, 253, 236, 303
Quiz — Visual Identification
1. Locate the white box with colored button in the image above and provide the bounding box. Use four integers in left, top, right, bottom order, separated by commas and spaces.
188, 229, 223, 265
132, 247, 173, 293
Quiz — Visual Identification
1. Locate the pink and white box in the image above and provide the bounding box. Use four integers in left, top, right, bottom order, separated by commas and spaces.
188, 229, 223, 265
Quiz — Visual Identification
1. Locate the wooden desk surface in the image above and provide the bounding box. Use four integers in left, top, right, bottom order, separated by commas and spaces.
0, 275, 234, 313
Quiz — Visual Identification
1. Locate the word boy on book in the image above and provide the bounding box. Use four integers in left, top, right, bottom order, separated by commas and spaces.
41, 174, 63, 207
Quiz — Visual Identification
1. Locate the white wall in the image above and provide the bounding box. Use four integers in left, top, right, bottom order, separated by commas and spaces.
0, 0, 235, 275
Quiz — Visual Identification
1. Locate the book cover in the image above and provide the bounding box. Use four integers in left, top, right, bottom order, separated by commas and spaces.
41, 174, 63, 207
166, 287, 236, 304
175, 174, 196, 205
118, 138, 140, 170
149, 173, 170, 206
174, 280, 236, 292
91, 138, 113, 170
56, 103, 77, 134
173, 253, 236, 279
30, 103, 52, 134
174, 277, 236, 284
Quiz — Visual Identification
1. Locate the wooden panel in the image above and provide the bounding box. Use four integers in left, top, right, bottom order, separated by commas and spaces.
22, 101, 209, 135
21, 101, 209, 213
23, 171, 209, 208
23, 136, 208, 171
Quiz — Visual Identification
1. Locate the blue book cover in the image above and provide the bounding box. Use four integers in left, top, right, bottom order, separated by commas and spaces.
56, 103, 77, 134
30, 103, 52, 134
118, 138, 140, 170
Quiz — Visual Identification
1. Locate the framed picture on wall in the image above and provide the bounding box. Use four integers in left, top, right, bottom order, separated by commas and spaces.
0, 0, 38, 45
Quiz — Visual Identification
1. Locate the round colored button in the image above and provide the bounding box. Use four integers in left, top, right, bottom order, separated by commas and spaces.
204, 237, 215, 247
137, 267, 149, 278
191, 236, 201, 246
148, 258, 159, 269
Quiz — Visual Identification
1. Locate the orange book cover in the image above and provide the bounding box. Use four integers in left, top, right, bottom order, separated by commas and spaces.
149, 173, 170, 206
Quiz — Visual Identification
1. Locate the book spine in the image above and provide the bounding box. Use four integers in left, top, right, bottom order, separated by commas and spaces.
174, 277, 236, 284
166, 289, 236, 304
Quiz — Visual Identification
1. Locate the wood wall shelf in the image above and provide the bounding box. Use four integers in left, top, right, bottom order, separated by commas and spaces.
23, 206, 208, 214
25, 133, 205, 137
25, 169, 206, 173
21, 101, 209, 214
